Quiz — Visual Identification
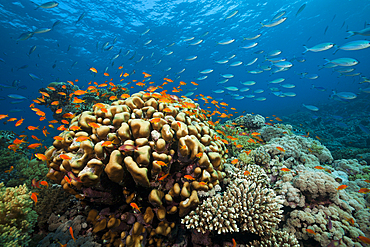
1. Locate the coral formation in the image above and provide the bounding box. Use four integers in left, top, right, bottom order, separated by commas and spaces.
233, 113, 266, 129
43, 91, 227, 245
0, 182, 38, 247
182, 164, 285, 238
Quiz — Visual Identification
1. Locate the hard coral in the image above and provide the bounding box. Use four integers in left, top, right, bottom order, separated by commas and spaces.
182, 164, 284, 236
43, 91, 227, 246
0, 182, 38, 247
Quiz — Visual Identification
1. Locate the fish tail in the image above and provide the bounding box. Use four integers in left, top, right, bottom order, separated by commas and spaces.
345, 31, 355, 39
302, 45, 308, 54
332, 46, 339, 55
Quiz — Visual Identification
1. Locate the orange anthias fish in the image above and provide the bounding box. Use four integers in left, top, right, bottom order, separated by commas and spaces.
75, 136, 89, 142
89, 67, 98, 73
0, 114, 8, 120
358, 236, 370, 244
40, 180, 49, 188
231, 159, 238, 165
314, 166, 324, 170
27, 126, 39, 130
64, 175, 72, 185
276, 146, 285, 152
69, 226, 76, 242
35, 153, 47, 161
31, 192, 38, 205
4, 166, 14, 173
281, 168, 291, 172
232, 238, 236, 247
358, 188, 370, 194
88, 122, 100, 128
27, 143, 42, 149
158, 173, 169, 181
184, 175, 195, 180
59, 154, 71, 160
337, 185, 348, 190
154, 161, 167, 167
244, 170, 250, 176
306, 229, 316, 235
15, 118, 24, 127
195, 152, 203, 159
130, 202, 141, 212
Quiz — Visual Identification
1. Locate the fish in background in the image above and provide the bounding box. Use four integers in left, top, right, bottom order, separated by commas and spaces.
346, 26, 370, 38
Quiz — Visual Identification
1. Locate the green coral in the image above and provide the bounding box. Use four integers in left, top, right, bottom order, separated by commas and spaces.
7, 158, 48, 188
238, 151, 255, 165
310, 140, 324, 155
0, 183, 38, 247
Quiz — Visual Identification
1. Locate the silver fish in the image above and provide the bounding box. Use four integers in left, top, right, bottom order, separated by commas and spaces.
346, 27, 370, 38
303, 43, 334, 53
302, 104, 319, 111
243, 34, 261, 40
217, 39, 235, 45
333, 40, 370, 54
324, 57, 358, 67
35, 1, 59, 9
185, 55, 197, 61
260, 17, 287, 28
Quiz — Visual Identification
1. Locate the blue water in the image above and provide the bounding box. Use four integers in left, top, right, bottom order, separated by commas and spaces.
1, 0, 370, 133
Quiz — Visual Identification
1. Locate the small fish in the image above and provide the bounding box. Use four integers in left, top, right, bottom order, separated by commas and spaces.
184, 175, 195, 180
358, 236, 370, 244
231, 159, 238, 164
232, 238, 236, 247
281, 168, 290, 172
276, 146, 285, 152
59, 154, 71, 160
243, 170, 250, 176
358, 188, 370, 194
40, 181, 49, 188
302, 104, 319, 111
158, 173, 169, 181
296, 3, 306, 16
35, 1, 59, 9
346, 27, 370, 38
4, 166, 14, 173
69, 226, 76, 241
314, 166, 324, 170
306, 229, 316, 235
195, 152, 203, 159
260, 17, 287, 28
217, 39, 235, 45
303, 43, 334, 54
331, 91, 357, 100
154, 160, 167, 167
337, 185, 348, 190
130, 202, 141, 212
225, 10, 238, 21
31, 192, 38, 205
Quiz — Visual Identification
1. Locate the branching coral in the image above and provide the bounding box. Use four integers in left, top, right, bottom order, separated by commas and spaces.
182, 164, 284, 236
0, 182, 38, 247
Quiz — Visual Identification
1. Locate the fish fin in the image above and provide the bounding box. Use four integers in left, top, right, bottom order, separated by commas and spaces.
332, 46, 339, 55
345, 31, 355, 39
302, 45, 308, 54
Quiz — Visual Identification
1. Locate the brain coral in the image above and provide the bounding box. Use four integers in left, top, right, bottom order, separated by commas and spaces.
43, 91, 227, 246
